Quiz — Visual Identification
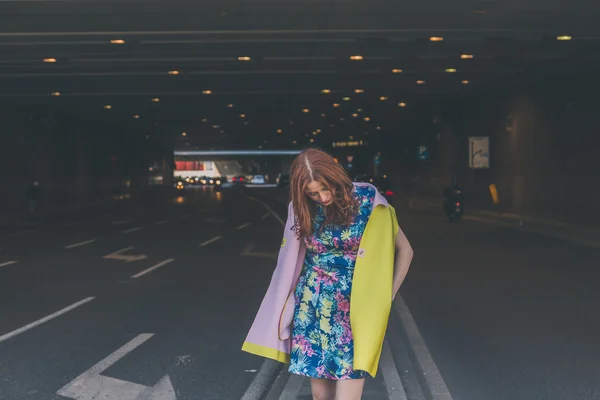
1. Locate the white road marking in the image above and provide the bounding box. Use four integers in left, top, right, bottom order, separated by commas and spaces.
0, 260, 18, 268
199, 236, 222, 247
57, 333, 177, 400
0, 297, 95, 344
260, 213, 271, 220
8, 230, 35, 237
131, 259, 174, 279
279, 373, 305, 400
123, 226, 143, 234
236, 222, 252, 230
103, 246, 147, 263
246, 196, 285, 227
155, 220, 169, 226
240, 359, 282, 400
245, 369, 258, 373
394, 296, 453, 400
64, 239, 98, 249
381, 339, 408, 400
111, 220, 131, 225
241, 244, 277, 260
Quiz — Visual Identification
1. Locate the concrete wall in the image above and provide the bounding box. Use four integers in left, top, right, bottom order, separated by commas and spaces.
417, 72, 600, 225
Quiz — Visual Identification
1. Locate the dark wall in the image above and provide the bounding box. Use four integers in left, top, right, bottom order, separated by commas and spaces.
417, 68, 600, 225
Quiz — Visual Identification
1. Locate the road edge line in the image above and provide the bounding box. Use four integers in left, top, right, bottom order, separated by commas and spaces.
394, 296, 454, 400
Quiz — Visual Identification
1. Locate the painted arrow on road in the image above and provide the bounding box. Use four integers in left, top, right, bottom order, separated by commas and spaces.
57, 333, 177, 400
103, 246, 148, 263
241, 244, 278, 261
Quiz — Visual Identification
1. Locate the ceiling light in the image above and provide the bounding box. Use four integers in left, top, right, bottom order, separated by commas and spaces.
227, 104, 234, 108
168, 70, 180, 75
392, 69, 403, 73
310, 138, 315, 143
133, 114, 140, 119
446, 68, 457, 73
238, 56, 251, 61
333, 103, 340, 108
239, 113, 246, 118
416, 80, 426, 85
364, 117, 371, 122
203, 90, 212, 95
316, 129, 321, 133
43, 58, 57, 63
342, 97, 351, 101
212, 124, 220, 129
244, 121, 249, 125
350, 55, 363, 61
380, 96, 388, 101
277, 129, 283, 134
202, 118, 208, 122
110, 39, 125, 44
302, 108, 310, 113
354, 89, 364, 94
462, 80, 470, 85
321, 89, 331, 94
460, 54, 474, 59
557, 35, 572, 41
340, 117, 345, 121
352, 113, 358, 118
182, 132, 187, 137
398, 102, 407, 107
376, 126, 382, 130
152, 97, 160, 103
429, 36, 444, 42
292, 140, 297, 144
104, 105, 112, 110
357, 108, 363, 112
321, 113, 327, 117
51, 92, 61, 97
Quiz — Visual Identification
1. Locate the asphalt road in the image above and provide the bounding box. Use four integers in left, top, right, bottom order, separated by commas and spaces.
0, 187, 599, 400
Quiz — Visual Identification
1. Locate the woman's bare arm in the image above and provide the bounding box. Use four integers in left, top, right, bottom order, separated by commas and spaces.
392, 226, 414, 300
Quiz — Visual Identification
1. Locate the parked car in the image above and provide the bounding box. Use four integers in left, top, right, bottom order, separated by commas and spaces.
354, 174, 395, 201
252, 175, 266, 185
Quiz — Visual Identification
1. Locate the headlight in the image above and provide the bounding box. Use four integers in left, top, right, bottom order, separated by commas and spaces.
216, 180, 221, 185
210, 179, 214, 184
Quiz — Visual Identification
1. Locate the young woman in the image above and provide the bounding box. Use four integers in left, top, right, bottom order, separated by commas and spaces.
242, 148, 414, 400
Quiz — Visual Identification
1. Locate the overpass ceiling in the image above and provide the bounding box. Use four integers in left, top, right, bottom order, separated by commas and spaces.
1, 0, 599, 149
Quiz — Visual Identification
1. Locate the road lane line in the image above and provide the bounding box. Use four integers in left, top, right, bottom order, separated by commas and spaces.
155, 220, 168, 226
260, 213, 271, 220
236, 222, 252, 230
199, 236, 222, 247
394, 296, 454, 400
0, 260, 18, 268
241, 359, 282, 400
246, 196, 285, 227
64, 239, 98, 249
279, 373, 305, 400
0, 297, 95, 344
123, 226, 143, 234
131, 259, 174, 279
111, 220, 131, 225
381, 338, 408, 400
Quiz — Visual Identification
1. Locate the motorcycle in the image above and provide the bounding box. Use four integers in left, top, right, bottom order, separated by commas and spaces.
443, 189, 463, 223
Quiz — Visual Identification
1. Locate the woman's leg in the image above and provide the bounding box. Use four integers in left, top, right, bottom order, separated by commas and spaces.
310, 378, 336, 400
334, 378, 365, 400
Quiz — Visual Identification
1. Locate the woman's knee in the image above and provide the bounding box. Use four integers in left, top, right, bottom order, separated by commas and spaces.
310, 378, 335, 400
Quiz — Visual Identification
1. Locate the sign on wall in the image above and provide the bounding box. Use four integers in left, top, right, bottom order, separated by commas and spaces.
468, 137, 490, 169
418, 145, 429, 161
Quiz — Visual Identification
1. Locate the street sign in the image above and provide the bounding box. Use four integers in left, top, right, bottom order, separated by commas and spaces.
418, 146, 429, 161
57, 334, 177, 400
103, 246, 148, 263
346, 155, 354, 163
374, 154, 381, 166
468, 137, 490, 169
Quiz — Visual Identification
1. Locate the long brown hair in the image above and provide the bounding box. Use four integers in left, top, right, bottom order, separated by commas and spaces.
289, 148, 358, 239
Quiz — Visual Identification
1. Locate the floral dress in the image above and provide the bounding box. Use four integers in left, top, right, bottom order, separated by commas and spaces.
289, 184, 376, 380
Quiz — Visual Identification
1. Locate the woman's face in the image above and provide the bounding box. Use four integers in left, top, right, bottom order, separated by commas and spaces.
305, 180, 334, 206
